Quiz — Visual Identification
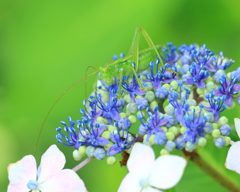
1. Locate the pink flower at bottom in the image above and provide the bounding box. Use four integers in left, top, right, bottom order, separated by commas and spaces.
118, 143, 187, 192
7, 145, 87, 192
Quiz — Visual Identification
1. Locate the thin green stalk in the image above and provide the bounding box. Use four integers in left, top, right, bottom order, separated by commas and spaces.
182, 149, 240, 192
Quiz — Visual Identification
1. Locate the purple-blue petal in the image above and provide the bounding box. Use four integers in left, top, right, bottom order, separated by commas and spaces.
196, 81, 205, 88
107, 144, 122, 155
110, 109, 120, 120
134, 87, 145, 96
96, 137, 109, 146
175, 108, 183, 121
232, 84, 240, 92
186, 77, 194, 85
225, 95, 233, 106
214, 90, 223, 96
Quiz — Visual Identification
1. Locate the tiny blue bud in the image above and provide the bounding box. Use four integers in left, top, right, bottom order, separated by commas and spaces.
214, 137, 226, 148
86, 146, 95, 158
118, 118, 131, 130
219, 124, 231, 136
154, 132, 167, 146
94, 148, 107, 160
165, 140, 176, 152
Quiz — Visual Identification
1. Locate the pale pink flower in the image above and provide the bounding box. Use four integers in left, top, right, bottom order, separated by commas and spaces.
118, 143, 187, 192
7, 145, 87, 192
225, 118, 240, 174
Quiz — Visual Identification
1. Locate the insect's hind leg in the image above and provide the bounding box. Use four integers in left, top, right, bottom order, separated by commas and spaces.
130, 27, 177, 75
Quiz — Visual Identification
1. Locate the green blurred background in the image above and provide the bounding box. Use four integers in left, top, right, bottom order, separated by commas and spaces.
1, 0, 240, 191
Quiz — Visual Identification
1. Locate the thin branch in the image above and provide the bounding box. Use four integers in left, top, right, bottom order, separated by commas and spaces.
72, 157, 94, 172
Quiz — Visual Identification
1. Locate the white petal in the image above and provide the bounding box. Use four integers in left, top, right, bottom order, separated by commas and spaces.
39, 169, 87, 192
127, 143, 155, 178
37, 145, 66, 183
118, 173, 141, 192
225, 141, 240, 174
234, 118, 240, 138
149, 155, 187, 190
142, 187, 162, 192
7, 155, 37, 192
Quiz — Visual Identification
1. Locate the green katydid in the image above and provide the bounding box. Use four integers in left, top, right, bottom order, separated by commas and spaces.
33, 27, 176, 155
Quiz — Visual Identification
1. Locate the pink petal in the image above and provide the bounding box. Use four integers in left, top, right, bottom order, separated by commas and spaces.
37, 145, 66, 183
234, 118, 240, 138
225, 141, 240, 174
39, 169, 87, 192
118, 173, 141, 192
127, 143, 155, 179
7, 155, 37, 192
149, 155, 187, 190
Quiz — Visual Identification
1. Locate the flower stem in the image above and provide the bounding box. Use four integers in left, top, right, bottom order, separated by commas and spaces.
182, 149, 240, 192
72, 157, 94, 172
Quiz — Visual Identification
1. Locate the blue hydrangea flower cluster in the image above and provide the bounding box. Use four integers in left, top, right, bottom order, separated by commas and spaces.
56, 43, 239, 163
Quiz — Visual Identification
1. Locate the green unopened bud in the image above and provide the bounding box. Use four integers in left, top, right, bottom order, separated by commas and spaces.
135, 95, 142, 100
185, 141, 196, 152
96, 117, 108, 124
196, 88, 205, 95
166, 132, 175, 140
205, 76, 213, 84
217, 116, 228, 127
128, 115, 137, 124
144, 82, 153, 91
161, 126, 168, 133
106, 156, 117, 165
78, 146, 87, 156
212, 123, 219, 129
162, 83, 171, 91
145, 91, 155, 102
73, 150, 82, 161
120, 112, 127, 118
164, 104, 174, 115
186, 99, 196, 106
160, 149, 169, 155
127, 103, 138, 113
123, 94, 131, 103
180, 126, 188, 134
212, 129, 221, 138
206, 82, 215, 92
150, 101, 158, 110
224, 136, 231, 146
197, 137, 207, 147
102, 131, 110, 140
137, 110, 146, 118
170, 80, 178, 90
108, 125, 117, 132
169, 126, 179, 136
149, 135, 155, 145
104, 142, 113, 151
227, 72, 231, 80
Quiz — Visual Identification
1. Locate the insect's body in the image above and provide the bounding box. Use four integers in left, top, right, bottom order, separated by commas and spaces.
99, 44, 162, 84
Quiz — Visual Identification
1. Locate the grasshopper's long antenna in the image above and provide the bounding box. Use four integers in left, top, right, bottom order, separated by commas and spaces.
85, 66, 100, 100
33, 71, 97, 156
